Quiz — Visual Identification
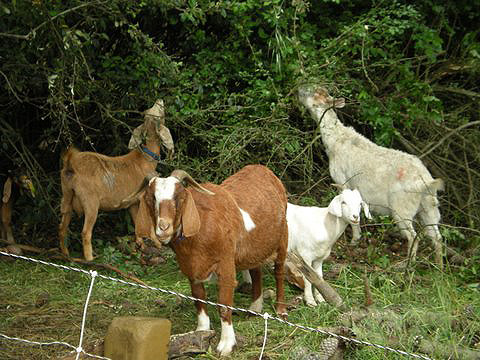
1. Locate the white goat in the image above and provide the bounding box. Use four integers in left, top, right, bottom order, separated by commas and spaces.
287, 187, 371, 306
298, 86, 445, 268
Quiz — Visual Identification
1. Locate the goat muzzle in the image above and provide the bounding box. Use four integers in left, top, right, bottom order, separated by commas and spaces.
158, 218, 170, 231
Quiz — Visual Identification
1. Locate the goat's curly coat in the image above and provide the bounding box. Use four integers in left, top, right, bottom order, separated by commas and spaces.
299, 86, 444, 267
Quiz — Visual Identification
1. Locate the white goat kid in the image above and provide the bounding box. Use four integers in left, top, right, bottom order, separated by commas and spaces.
298, 86, 445, 268
287, 188, 371, 307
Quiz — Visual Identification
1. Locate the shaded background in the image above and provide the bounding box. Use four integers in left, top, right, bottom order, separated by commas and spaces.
1, 0, 479, 254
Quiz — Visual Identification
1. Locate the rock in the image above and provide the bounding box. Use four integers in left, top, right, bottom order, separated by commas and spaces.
104, 317, 171, 360
168, 330, 215, 358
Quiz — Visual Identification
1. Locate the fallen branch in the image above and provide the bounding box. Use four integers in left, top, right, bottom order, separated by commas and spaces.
0, 240, 49, 254
287, 252, 346, 310
433, 85, 480, 98
68, 257, 148, 287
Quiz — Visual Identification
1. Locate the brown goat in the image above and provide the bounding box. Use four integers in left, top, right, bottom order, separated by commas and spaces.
1, 172, 35, 244
58, 100, 174, 261
134, 165, 288, 356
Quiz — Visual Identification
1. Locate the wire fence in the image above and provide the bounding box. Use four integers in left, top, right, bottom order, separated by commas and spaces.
0, 250, 434, 360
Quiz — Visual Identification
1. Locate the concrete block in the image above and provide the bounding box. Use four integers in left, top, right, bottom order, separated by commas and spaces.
104, 316, 171, 360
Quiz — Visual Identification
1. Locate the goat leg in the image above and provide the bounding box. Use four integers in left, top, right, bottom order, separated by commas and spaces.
248, 267, 263, 313
216, 272, 236, 356
190, 281, 210, 332
81, 204, 99, 261
58, 187, 75, 257
58, 211, 72, 257
1, 199, 14, 244
274, 238, 288, 318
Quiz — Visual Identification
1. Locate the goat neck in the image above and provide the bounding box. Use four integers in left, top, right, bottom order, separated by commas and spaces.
324, 211, 349, 246
141, 119, 161, 162
313, 106, 341, 130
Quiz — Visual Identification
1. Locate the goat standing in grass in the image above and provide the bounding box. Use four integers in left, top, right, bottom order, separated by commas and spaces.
58, 100, 174, 261
134, 165, 289, 356
298, 86, 444, 268
287, 186, 370, 306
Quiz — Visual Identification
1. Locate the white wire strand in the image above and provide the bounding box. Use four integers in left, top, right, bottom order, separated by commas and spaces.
75, 270, 98, 360
0, 251, 434, 360
0, 333, 109, 359
258, 312, 270, 359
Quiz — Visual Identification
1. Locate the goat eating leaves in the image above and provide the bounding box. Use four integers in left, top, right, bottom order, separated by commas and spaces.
1, 170, 36, 244
58, 99, 174, 261
298, 85, 445, 268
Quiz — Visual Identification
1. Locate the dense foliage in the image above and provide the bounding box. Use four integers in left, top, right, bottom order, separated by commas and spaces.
1, 0, 479, 252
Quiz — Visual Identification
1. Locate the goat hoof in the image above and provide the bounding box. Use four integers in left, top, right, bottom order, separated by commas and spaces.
278, 311, 288, 320
60, 247, 70, 258
216, 337, 236, 356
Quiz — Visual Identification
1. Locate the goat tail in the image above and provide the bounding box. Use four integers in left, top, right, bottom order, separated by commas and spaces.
412, 177, 445, 195
60, 146, 80, 177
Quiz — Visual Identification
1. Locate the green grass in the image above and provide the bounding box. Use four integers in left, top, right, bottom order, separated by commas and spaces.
0, 238, 479, 360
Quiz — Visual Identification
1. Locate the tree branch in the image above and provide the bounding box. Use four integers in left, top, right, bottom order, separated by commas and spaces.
0, 1, 106, 40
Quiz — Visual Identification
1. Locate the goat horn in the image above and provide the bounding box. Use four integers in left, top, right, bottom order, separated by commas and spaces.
331, 183, 346, 191
145, 171, 158, 183
119, 171, 159, 207
170, 170, 215, 195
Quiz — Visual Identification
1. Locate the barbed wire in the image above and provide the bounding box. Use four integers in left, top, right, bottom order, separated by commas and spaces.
0, 250, 434, 360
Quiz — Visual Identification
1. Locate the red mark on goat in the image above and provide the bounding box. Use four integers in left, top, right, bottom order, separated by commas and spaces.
396, 167, 406, 180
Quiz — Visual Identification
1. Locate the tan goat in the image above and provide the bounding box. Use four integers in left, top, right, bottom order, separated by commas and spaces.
58, 100, 174, 261
134, 165, 289, 356
1, 172, 35, 244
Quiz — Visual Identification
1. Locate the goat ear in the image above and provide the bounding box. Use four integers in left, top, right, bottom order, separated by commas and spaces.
2, 177, 12, 204
362, 201, 372, 219
429, 178, 445, 192
128, 124, 145, 150
331, 183, 346, 191
135, 192, 156, 241
182, 189, 201, 237
157, 125, 175, 160
327, 195, 343, 217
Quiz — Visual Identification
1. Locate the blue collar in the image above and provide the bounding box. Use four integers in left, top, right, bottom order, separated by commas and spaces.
172, 226, 186, 246
141, 146, 161, 161
172, 233, 186, 247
